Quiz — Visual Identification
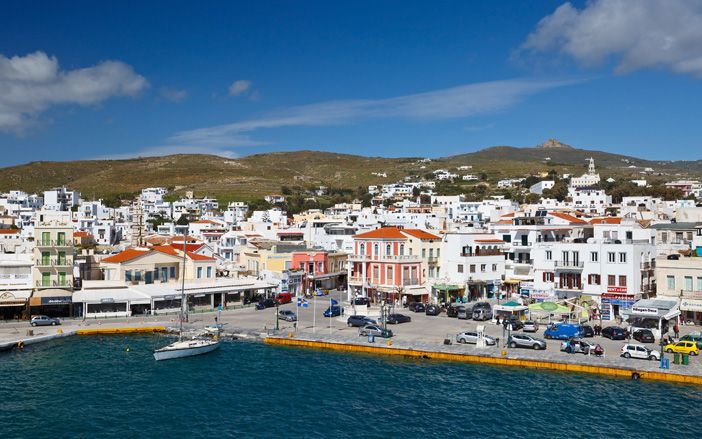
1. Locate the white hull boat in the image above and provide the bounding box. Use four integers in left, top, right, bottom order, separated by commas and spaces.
153, 338, 220, 361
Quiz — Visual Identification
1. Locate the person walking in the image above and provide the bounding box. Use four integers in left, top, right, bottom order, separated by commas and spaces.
674, 323, 679, 339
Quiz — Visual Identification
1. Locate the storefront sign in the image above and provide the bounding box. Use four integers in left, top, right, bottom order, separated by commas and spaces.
530, 290, 555, 300
600, 298, 611, 320
607, 286, 628, 293
681, 299, 702, 312
631, 306, 658, 316
602, 292, 637, 299
41, 296, 72, 305
100, 298, 115, 304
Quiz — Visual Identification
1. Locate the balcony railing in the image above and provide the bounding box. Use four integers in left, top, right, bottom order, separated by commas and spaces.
402, 277, 420, 286
680, 290, 702, 299
513, 242, 533, 248
427, 256, 439, 264
35, 240, 72, 247
35, 280, 72, 288
512, 259, 533, 265
36, 259, 73, 268
556, 284, 583, 291
348, 254, 421, 262
555, 261, 584, 269
460, 250, 503, 257
640, 261, 656, 270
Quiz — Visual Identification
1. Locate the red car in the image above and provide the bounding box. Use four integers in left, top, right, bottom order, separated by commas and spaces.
275, 292, 292, 304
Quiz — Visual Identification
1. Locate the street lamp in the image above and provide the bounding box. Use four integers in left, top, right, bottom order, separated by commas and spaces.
275, 300, 279, 331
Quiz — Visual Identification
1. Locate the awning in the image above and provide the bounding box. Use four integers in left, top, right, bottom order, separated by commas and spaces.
73, 288, 152, 305
30, 289, 73, 306
681, 298, 702, 312
0, 290, 31, 307
432, 284, 462, 290
503, 279, 521, 285
628, 299, 680, 319
403, 285, 428, 296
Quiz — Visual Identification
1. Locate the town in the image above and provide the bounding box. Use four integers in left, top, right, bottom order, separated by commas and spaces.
0, 155, 700, 345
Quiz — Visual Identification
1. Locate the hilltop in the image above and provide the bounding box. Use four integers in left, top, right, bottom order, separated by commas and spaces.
0, 142, 699, 202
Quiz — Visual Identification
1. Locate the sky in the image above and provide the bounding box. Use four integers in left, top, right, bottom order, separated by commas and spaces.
1, 0, 702, 166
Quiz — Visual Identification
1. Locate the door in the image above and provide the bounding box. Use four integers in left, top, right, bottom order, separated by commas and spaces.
145, 271, 153, 284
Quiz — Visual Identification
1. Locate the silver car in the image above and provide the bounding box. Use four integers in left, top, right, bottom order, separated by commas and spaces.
30, 315, 61, 326
277, 310, 297, 322
523, 320, 539, 332
456, 331, 496, 346
508, 333, 547, 350
359, 324, 393, 338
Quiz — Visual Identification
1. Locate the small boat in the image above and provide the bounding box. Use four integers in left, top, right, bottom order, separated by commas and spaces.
153, 235, 221, 361
153, 337, 220, 361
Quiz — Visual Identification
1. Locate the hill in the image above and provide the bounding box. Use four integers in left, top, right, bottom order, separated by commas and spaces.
0, 142, 699, 202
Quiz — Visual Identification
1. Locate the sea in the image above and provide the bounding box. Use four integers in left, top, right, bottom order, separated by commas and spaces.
1, 335, 699, 438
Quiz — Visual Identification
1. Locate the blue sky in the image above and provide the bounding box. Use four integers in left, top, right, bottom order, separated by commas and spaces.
1, 0, 701, 165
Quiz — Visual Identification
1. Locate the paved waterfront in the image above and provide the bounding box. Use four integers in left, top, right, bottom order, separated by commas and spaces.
3, 292, 701, 379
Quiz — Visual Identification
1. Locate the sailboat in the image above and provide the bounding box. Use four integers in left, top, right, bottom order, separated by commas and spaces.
154, 235, 220, 361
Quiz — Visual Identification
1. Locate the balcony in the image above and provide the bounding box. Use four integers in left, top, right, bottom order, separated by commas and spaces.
512, 259, 533, 266
460, 249, 503, 257
640, 261, 656, 271
35, 280, 72, 288
348, 254, 421, 263
35, 240, 73, 248
513, 242, 533, 248
36, 259, 73, 268
402, 277, 420, 286
427, 256, 439, 265
555, 284, 583, 292
555, 261, 584, 270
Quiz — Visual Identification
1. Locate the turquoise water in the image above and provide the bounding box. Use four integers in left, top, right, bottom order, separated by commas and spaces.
1, 335, 699, 438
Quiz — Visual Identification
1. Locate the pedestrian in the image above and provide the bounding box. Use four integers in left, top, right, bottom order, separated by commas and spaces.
674, 323, 679, 339
495, 315, 500, 325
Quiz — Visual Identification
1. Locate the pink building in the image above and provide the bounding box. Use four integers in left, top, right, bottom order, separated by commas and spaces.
348, 227, 426, 303
292, 250, 347, 294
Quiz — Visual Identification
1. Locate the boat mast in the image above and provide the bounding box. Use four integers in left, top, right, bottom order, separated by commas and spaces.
180, 232, 187, 340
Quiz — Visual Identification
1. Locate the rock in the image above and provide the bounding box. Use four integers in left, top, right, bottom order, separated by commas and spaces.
538, 138, 573, 149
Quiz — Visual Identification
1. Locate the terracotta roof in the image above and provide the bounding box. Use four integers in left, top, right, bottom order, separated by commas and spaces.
73, 231, 92, 237
354, 227, 408, 239
550, 212, 588, 224
191, 219, 219, 225
168, 243, 205, 253
102, 248, 150, 263
187, 251, 215, 261
500, 212, 516, 218
152, 245, 179, 256
494, 220, 512, 225
589, 217, 622, 225
401, 229, 441, 240
0, 229, 20, 234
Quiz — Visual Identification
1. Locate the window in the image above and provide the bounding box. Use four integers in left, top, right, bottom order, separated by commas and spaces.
422, 249, 426, 258
387, 266, 393, 280
373, 244, 379, 256
591, 252, 598, 262
170, 266, 176, 279
197, 267, 203, 278
457, 264, 464, 273
684, 276, 693, 291
546, 251, 552, 261
135, 271, 142, 282
588, 274, 600, 285
429, 248, 434, 258
41, 231, 50, 245
619, 276, 627, 287
470, 264, 476, 273
57, 232, 66, 246
480, 264, 486, 272
542, 272, 554, 282
386, 244, 392, 255
697, 277, 702, 292
619, 252, 627, 263
41, 272, 50, 287
661, 232, 668, 243
492, 264, 497, 272
502, 234, 511, 243
667, 275, 675, 290
58, 272, 66, 287
125, 270, 132, 281
41, 251, 50, 266
207, 266, 213, 278
359, 243, 365, 254
561, 251, 569, 263
608, 275, 616, 286
607, 252, 615, 263
400, 244, 405, 256
436, 248, 440, 257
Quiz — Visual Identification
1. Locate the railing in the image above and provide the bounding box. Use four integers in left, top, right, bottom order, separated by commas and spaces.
681, 290, 702, 299
460, 250, 503, 257
35, 280, 71, 288
513, 259, 533, 265
513, 242, 533, 247
35, 240, 72, 247
36, 258, 73, 267
427, 256, 439, 264
402, 277, 420, 286
555, 261, 584, 269
640, 261, 656, 270
556, 284, 583, 291
348, 254, 421, 262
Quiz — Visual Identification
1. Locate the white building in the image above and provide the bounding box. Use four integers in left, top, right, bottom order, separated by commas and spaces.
569, 158, 601, 188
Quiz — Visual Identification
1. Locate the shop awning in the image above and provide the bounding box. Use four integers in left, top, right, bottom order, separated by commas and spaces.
432, 284, 462, 291
0, 290, 31, 307
629, 299, 680, 319
403, 285, 428, 296
30, 289, 73, 306
528, 302, 571, 314
73, 288, 152, 305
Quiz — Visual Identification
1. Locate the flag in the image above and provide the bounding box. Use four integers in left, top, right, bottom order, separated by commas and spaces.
315, 288, 326, 296
297, 297, 308, 308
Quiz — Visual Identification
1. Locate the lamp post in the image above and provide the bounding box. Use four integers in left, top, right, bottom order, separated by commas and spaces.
275, 300, 279, 331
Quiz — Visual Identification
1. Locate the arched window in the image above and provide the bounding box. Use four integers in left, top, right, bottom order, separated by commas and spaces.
359, 243, 365, 255
374, 244, 379, 256
399, 244, 405, 256
386, 244, 392, 255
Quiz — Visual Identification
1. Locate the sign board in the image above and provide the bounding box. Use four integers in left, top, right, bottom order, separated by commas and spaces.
41, 296, 72, 305
607, 286, 627, 293
100, 298, 115, 304
631, 306, 658, 316
681, 299, 702, 312
600, 298, 611, 321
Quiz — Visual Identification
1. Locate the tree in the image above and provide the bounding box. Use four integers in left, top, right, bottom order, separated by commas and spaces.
281, 186, 292, 195
542, 180, 569, 201
412, 186, 421, 197
175, 214, 190, 225
525, 193, 541, 204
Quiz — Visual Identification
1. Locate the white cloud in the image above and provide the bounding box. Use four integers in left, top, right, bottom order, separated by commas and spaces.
169, 78, 579, 147
0, 51, 148, 133
99, 144, 240, 160
159, 87, 188, 102
228, 79, 252, 96
520, 0, 702, 77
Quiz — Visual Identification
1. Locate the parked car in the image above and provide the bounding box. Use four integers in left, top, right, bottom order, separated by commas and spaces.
508, 333, 547, 350
456, 331, 496, 346
621, 343, 660, 361
456, 306, 469, 320
472, 308, 493, 321
30, 315, 60, 326
523, 320, 539, 333
347, 315, 376, 327
323, 306, 344, 317
408, 302, 426, 313
633, 329, 655, 343
425, 304, 441, 316
664, 341, 700, 356
581, 325, 594, 338
382, 313, 411, 324
358, 325, 393, 338
601, 326, 627, 340
446, 305, 459, 318
278, 310, 297, 322
680, 334, 702, 349
275, 292, 292, 304
502, 317, 524, 331
353, 297, 370, 306
255, 298, 277, 310
544, 323, 583, 340
359, 324, 393, 338
560, 338, 596, 354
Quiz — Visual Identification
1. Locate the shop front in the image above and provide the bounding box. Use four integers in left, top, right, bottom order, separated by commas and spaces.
29, 289, 74, 317
598, 287, 639, 322
680, 298, 702, 325
0, 290, 31, 320
626, 298, 680, 339
432, 284, 464, 304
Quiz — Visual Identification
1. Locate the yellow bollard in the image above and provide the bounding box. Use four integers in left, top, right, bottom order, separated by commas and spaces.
386, 340, 392, 346
57, 329, 63, 334
288, 331, 294, 338
501, 349, 507, 357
